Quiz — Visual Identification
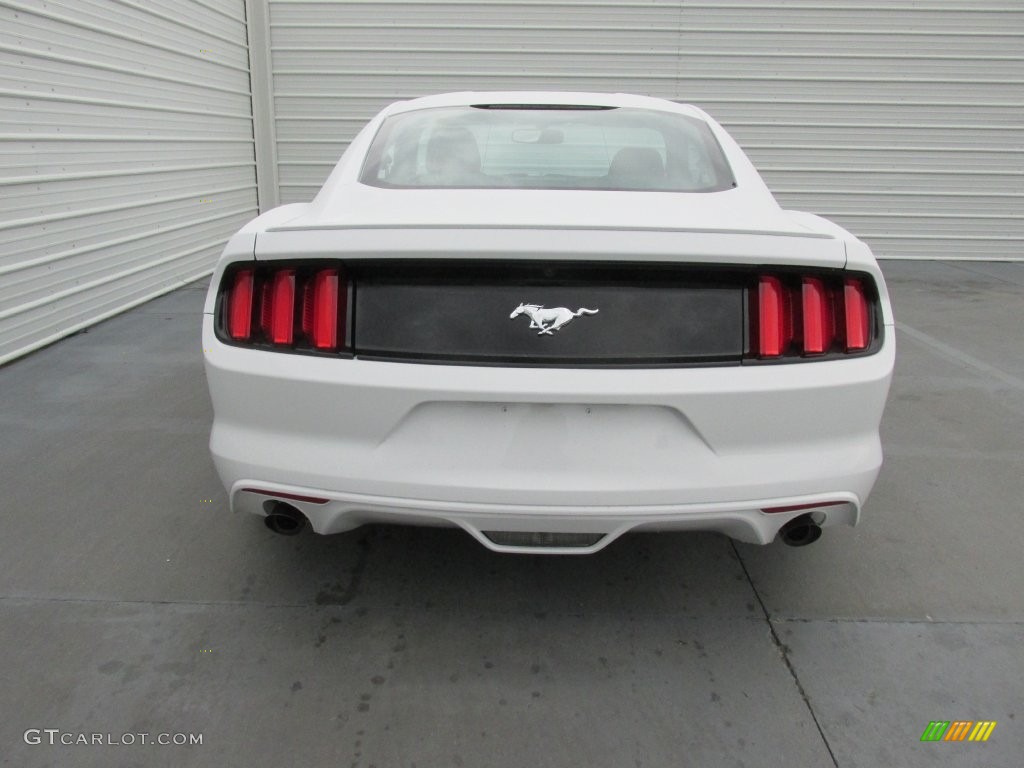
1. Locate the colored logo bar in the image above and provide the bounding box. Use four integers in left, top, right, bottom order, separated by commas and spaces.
921, 721, 996, 742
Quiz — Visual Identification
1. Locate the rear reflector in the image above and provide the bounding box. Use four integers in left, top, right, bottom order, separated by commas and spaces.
761, 500, 847, 514
241, 488, 330, 504
227, 269, 254, 340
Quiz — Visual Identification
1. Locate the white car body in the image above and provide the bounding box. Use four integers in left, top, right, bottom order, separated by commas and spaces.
203, 92, 894, 554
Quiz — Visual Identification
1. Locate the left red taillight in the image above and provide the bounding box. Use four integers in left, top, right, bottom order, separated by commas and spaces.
222, 264, 347, 352
227, 269, 254, 340
268, 270, 296, 345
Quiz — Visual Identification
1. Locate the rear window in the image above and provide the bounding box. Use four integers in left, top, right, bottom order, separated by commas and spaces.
359, 105, 735, 192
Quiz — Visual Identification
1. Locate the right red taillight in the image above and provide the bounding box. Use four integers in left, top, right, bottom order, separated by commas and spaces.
843, 278, 870, 352
223, 265, 348, 352
800, 276, 834, 355
750, 273, 876, 359
305, 269, 341, 350
755, 275, 792, 357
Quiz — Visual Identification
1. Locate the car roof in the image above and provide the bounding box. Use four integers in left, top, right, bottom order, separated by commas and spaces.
383, 92, 709, 120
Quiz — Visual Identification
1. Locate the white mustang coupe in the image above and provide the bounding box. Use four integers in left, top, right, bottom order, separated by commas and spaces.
203, 92, 894, 554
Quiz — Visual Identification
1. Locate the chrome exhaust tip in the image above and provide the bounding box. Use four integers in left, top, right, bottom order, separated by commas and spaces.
778, 513, 822, 547
263, 502, 308, 536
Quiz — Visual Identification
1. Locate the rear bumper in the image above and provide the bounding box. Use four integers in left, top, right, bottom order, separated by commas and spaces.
233, 481, 861, 554
203, 316, 894, 550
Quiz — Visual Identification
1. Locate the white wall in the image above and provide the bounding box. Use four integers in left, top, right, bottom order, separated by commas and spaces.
1, 0, 1021, 364
263, 0, 1024, 262
0, 0, 260, 364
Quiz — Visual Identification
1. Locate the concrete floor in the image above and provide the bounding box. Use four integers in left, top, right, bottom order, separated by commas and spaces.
0, 261, 1020, 767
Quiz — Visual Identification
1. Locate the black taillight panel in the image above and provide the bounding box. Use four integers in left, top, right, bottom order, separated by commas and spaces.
215, 260, 883, 366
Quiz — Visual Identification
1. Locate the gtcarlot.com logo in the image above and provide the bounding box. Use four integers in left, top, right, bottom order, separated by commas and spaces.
920, 720, 997, 743
24, 729, 203, 746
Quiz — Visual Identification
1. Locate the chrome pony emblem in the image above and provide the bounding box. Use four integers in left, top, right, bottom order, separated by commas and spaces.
510, 303, 599, 335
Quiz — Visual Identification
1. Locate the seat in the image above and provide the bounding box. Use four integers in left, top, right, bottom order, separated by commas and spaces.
606, 146, 665, 189
424, 126, 485, 185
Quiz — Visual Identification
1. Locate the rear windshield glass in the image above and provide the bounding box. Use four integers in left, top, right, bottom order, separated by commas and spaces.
359, 106, 735, 192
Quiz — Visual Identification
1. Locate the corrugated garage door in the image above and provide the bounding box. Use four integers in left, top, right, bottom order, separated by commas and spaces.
265, 0, 1023, 261
0, 0, 259, 364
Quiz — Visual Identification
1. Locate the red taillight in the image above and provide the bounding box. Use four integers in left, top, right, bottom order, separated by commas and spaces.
310, 269, 340, 349
755, 276, 792, 357
268, 269, 296, 345
844, 278, 870, 351
801, 277, 834, 355
223, 264, 347, 352
750, 273, 874, 360
227, 269, 254, 340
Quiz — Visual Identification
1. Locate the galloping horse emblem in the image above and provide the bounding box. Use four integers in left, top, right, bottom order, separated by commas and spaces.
509, 303, 600, 335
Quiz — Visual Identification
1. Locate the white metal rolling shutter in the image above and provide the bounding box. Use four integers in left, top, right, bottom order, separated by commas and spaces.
265, 0, 1023, 261
0, 0, 259, 364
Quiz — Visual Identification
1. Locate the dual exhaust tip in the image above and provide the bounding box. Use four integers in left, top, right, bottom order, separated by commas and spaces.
262, 500, 823, 547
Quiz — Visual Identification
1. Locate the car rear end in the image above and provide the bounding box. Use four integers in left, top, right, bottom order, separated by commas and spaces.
203, 219, 894, 554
